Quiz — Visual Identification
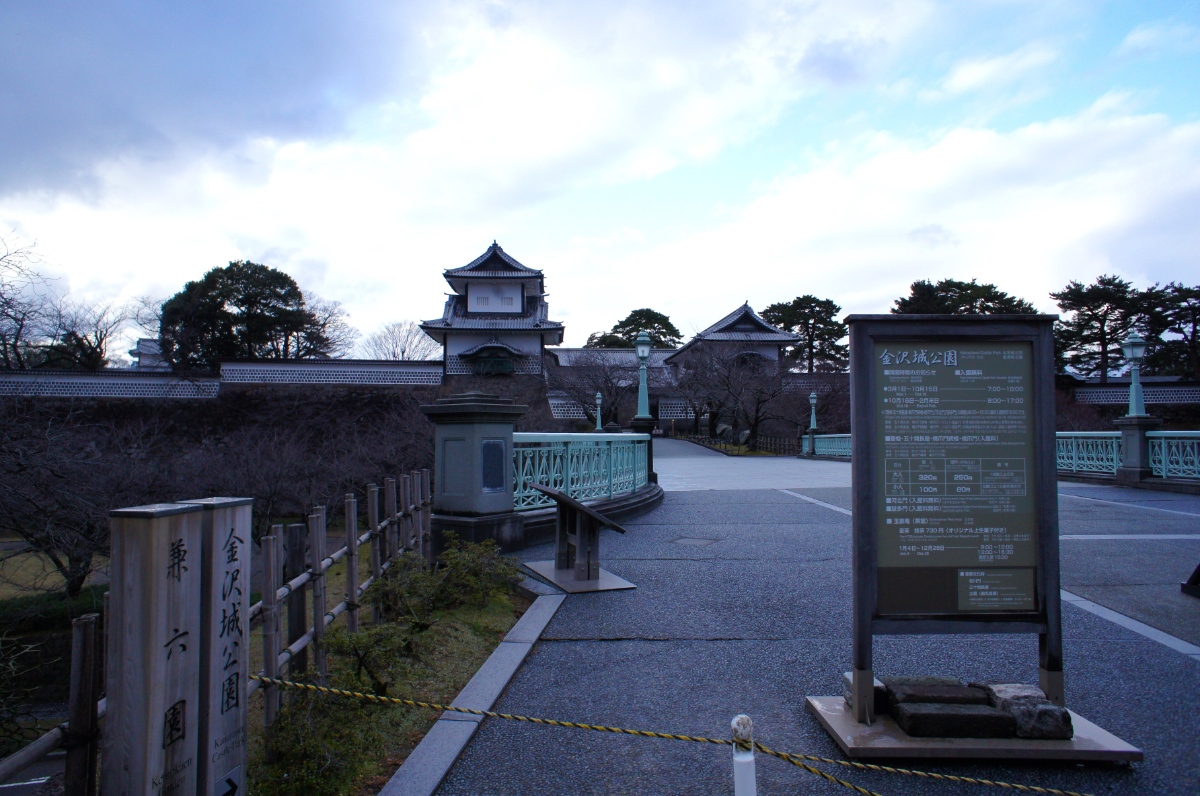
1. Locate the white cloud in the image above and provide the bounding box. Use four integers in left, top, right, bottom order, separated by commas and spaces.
929, 43, 1058, 98
0, 0, 934, 339
1116, 20, 1200, 58
588, 97, 1200, 336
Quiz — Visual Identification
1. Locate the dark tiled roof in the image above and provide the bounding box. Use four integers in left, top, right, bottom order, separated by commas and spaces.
421, 295, 563, 331
444, 242, 541, 278
663, 303, 798, 364
693, 303, 799, 342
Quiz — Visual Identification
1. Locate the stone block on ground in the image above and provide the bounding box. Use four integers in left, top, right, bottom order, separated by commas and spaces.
892, 703, 1017, 738
880, 675, 963, 688
969, 681, 1046, 710
887, 684, 990, 709
1009, 702, 1074, 740
967, 682, 1074, 740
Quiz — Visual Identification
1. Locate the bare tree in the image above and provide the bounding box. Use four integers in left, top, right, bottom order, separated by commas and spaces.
40, 297, 129, 369
130, 294, 166, 337
360, 321, 441, 360
291, 293, 360, 358
675, 346, 788, 446
0, 404, 172, 596
0, 236, 55, 370
1, 234, 131, 369
545, 350, 639, 426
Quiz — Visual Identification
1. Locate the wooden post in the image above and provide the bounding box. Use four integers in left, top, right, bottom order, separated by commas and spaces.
285, 522, 308, 676
384, 477, 399, 563
420, 469, 433, 567
345, 494, 360, 634
101, 592, 109, 682
399, 474, 412, 552
64, 613, 101, 796
367, 484, 382, 625
102, 503, 203, 796
310, 506, 328, 680
262, 531, 280, 729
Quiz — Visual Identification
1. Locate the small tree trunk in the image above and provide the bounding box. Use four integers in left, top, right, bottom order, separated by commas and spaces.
65, 553, 93, 599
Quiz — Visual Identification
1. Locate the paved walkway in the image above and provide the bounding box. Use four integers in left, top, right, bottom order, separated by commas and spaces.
437, 440, 1200, 795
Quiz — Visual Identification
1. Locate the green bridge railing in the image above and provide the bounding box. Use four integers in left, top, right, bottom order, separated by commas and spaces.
797, 430, 1200, 480
513, 433, 650, 511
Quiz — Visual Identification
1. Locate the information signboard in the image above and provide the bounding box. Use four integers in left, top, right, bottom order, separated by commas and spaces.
845, 316, 1061, 724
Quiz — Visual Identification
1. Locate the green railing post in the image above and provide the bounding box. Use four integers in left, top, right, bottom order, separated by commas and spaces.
608, 440, 614, 499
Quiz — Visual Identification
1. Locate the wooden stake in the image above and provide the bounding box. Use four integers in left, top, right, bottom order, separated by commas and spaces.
310, 507, 327, 680
262, 532, 280, 730
285, 522, 308, 676
344, 494, 360, 634
367, 484, 382, 625
384, 477, 399, 563
64, 613, 101, 796
400, 474, 413, 552
420, 469, 433, 566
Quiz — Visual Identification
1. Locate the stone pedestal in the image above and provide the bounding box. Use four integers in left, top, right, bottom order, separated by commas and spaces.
1114, 415, 1162, 484
420, 392, 528, 552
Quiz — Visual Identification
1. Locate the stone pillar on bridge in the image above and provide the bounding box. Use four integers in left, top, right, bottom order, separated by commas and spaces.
420, 391, 528, 553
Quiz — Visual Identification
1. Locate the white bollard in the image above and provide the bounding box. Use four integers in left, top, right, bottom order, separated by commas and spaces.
731, 714, 757, 796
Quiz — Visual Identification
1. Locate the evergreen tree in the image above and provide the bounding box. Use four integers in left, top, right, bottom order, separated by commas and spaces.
892, 278, 1037, 315
160, 261, 355, 371
1143, 283, 1200, 379
761, 295, 848, 373
585, 308, 682, 349
1049, 275, 1141, 382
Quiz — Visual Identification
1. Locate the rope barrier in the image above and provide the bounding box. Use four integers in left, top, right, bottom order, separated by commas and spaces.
249, 675, 1096, 796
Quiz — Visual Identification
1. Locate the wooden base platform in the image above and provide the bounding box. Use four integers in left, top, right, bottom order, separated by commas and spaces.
806, 697, 1143, 762
524, 561, 637, 593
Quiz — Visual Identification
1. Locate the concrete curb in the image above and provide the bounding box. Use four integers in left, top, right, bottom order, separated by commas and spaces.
377, 590, 566, 796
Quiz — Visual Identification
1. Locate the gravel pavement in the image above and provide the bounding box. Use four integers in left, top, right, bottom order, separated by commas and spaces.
436, 441, 1200, 795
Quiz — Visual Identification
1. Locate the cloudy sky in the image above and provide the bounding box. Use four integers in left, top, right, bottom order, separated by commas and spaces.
2, 1, 1198, 350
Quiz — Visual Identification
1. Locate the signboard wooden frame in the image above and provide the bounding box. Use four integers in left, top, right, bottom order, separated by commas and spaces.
846, 315, 1061, 724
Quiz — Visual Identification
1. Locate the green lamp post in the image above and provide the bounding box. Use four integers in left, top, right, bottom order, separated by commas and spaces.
1121, 332, 1148, 417
1114, 331, 1160, 483
634, 330, 652, 421
595, 391, 603, 432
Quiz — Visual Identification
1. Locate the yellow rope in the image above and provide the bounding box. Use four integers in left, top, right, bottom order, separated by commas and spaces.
250, 675, 1095, 796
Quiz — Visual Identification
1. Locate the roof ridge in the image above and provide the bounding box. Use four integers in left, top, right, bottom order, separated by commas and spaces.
445, 241, 541, 276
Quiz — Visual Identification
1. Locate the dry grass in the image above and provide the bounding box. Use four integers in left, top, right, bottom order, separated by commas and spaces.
243, 549, 529, 796
0, 551, 108, 600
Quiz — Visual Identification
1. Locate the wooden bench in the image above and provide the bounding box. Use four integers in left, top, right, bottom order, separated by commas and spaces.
524, 484, 636, 593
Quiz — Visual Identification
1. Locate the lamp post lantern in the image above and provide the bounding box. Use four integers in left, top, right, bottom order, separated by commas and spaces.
1113, 331, 1161, 483
808, 390, 818, 431
1121, 332, 1148, 417
595, 391, 603, 432
634, 330, 652, 421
